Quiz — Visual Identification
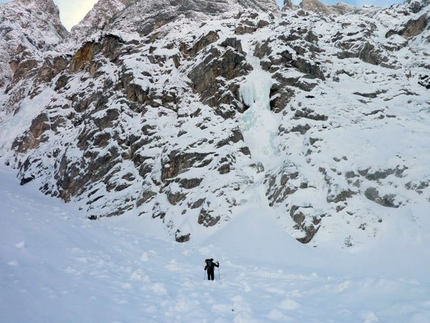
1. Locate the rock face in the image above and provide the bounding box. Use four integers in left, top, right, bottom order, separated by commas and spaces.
91, 0, 279, 38
70, 0, 135, 42
1, 0, 430, 246
283, 0, 294, 9
0, 0, 67, 90
301, 0, 331, 15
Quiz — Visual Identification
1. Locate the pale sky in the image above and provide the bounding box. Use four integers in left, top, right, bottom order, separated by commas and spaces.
54, 0, 98, 30
0, 0, 406, 31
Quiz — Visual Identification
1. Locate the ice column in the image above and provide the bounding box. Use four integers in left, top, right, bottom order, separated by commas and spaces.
239, 69, 279, 167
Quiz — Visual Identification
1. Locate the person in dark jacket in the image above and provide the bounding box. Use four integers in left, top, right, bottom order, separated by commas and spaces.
204, 258, 219, 280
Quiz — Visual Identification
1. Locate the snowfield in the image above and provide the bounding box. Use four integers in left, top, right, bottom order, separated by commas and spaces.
2, 1, 430, 321
1, 165, 430, 323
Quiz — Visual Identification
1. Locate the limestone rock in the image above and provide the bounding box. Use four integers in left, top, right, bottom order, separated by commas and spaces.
300, 0, 332, 15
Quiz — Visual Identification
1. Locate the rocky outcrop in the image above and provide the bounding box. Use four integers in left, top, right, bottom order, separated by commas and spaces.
301, 0, 331, 15
389, 13, 429, 38
330, 3, 355, 15
407, 0, 430, 13
92, 0, 279, 39
70, 0, 135, 42
0, 0, 67, 94
283, 0, 294, 9
188, 36, 253, 117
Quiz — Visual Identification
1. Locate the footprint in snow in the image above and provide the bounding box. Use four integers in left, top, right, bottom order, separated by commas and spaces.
15, 241, 25, 249
279, 298, 300, 311
267, 308, 294, 322
151, 283, 168, 295
165, 259, 181, 271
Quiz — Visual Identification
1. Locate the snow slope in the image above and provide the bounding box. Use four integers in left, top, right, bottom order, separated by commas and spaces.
1, 165, 430, 323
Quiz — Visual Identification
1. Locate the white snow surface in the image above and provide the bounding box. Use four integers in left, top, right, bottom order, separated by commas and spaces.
1, 165, 430, 323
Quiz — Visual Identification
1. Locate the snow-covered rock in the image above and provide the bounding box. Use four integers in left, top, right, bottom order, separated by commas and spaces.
70, 0, 135, 43
0, 0, 68, 114
1, 0, 429, 247
301, 0, 332, 15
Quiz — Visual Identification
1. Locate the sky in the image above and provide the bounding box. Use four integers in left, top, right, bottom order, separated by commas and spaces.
0, 0, 405, 30
54, 0, 99, 31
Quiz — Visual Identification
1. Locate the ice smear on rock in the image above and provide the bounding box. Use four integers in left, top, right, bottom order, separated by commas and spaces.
239, 69, 279, 168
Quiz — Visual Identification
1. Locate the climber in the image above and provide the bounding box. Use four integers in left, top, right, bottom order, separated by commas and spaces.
204, 258, 219, 280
